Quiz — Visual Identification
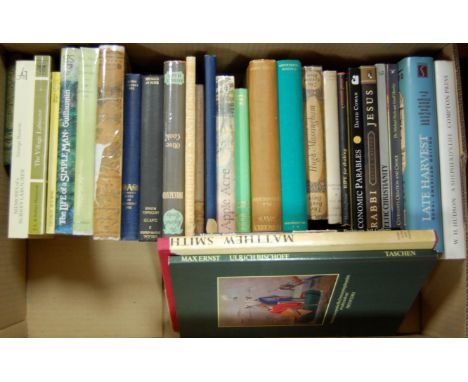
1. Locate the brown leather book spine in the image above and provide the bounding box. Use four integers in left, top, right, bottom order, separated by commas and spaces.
93, 45, 125, 239
247, 60, 282, 232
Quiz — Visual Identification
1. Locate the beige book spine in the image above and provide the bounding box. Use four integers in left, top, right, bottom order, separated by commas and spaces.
303, 66, 327, 220
184, 57, 196, 236
194, 84, 205, 234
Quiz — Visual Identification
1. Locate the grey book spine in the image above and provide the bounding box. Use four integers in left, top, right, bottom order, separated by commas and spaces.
162, 61, 186, 236
139, 75, 164, 241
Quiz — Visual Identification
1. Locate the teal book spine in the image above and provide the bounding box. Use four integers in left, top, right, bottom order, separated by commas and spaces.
276, 60, 307, 231
234, 89, 251, 232
398, 57, 443, 253
55, 47, 80, 234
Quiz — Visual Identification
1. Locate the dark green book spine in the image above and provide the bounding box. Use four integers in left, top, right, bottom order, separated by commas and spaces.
3, 61, 16, 172
162, 61, 186, 236
139, 75, 164, 241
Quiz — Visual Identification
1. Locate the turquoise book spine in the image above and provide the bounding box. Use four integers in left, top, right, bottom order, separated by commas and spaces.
398, 57, 443, 253
276, 60, 307, 231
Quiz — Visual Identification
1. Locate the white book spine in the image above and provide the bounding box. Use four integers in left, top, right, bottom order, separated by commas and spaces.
8, 61, 36, 238
435, 60, 466, 259
323, 71, 341, 224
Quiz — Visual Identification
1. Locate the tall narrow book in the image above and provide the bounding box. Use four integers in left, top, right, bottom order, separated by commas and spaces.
234, 88, 251, 233
276, 60, 307, 231
204, 55, 217, 233
216, 75, 236, 233
337, 73, 351, 227
360, 66, 382, 230
347, 68, 366, 230
55, 48, 80, 235
45, 72, 61, 234
94, 45, 125, 240
29, 55, 52, 235
73, 47, 99, 236
162, 60, 186, 236
8, 60, 35, 239
434, 60, 466, 259
323, 70, 341, 225
185, 56, 196, 236
3, 59, 16, 172
247, 59, 282, 232
195, 84, 205, 234
303, 66, 327, 221
139, 75, 164, 241
398, 57, 443, 253
121, 73, 142, 241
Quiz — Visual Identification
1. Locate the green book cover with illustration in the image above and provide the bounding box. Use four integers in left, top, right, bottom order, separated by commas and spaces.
161, 241, 437, 337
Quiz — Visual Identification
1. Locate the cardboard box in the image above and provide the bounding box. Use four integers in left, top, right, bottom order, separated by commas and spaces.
0, 43, 466, 337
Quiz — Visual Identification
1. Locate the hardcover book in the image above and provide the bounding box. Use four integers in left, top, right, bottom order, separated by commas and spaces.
158, 230, 437, 337
234, 88, 251, 233
29, 55, 52, 235
434, 60, 466, 259
276, 60, 307, 231
139, 75, 164, 241
360, 66, 382, 230
94, 45, 125, 240
185, 57, 196, 236
8, 60, 35, 239
3, 59, 16, 172
303, 66, 327, 221
204, 55, 217, 233
247, 59, 282, 232
162, 60, 186, 236
216, 75, 236, 233
398, 57, 443, 254
73, 47, 99, 236
195, 84, 205, 234
45, 72, 61, 234
55, 48, 80, 235
121, 73, 142, 241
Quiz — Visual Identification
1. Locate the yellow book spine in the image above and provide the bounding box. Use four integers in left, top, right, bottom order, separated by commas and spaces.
45, 72, 61, 234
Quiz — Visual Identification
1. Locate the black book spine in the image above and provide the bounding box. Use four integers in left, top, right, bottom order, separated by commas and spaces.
139, 75, 164, 241
347, 68, 366, 230
337, 73, 351, 228
387, 64, 404, 229
360, 66, 382, 230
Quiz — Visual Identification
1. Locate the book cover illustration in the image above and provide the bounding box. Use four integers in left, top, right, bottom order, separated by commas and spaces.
218, 274, 338, 327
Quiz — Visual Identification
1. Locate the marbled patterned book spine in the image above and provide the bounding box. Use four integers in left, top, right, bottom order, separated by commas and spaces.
194, 84, 205, 234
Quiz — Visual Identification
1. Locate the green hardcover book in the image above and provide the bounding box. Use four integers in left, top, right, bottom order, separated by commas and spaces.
29, 55, 52, 235
2, 59, 17, 171
234, 89, 251, 233
159, 232, 437, 337
73, 47, 99, 235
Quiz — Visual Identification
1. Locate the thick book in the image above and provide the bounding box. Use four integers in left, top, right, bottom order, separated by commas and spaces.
45, 72, 61, 234
29, 55, 52, 235
398, 57, 444, 254
360, 66, 382, 230
162, 60, 186, 236
185, 57, 196, 236
94, 45, 125, 240
247, 59, 282, 232
434, 60, 466, 259
323, 71, 341, 225
234, 88, 251, 233
337, 73, 351, 228
121, 73, 142, 241
303, 66, 327, 221
158, 230, 437, 336
139, 75, 164, 241
194, 84, 205, 234
347, 68, 366, 230
276, 60, 307, 231
3, 59, 16, 172
204, 55, 217, 233
8, 60, 35, 239
55, 48, 80, 235
216, 75, 236, 233
73, 47, 99, 236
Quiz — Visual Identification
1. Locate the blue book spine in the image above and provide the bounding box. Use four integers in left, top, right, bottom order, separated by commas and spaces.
121, 73, 142, 240
204, 55, 217, 232
276, 60, 308, 231
398, 57, 443, 253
